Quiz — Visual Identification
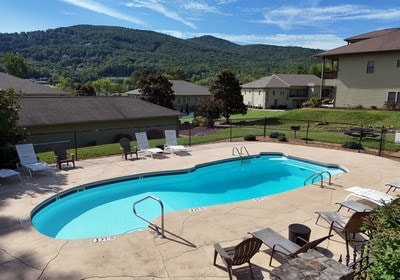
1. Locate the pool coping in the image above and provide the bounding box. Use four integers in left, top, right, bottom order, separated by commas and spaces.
0, 141, 399, 279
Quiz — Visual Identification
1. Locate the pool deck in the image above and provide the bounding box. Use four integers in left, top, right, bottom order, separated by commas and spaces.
1, 141, 399, 279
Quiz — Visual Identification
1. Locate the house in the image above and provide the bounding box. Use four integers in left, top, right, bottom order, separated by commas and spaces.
241, 74, 322, 109
316, 28, 400, 108
1, 72, 182, 149
125, 80, 210, 112
18, 96, 182, 149
0, 72, 67, 96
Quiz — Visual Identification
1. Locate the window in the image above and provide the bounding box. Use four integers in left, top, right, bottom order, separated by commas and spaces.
397, 60, 400, 67
387, 92, 400, 104
366, 61, 374, 73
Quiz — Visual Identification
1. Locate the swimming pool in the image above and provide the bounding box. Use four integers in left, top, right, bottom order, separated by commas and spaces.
31, 153, 345, 240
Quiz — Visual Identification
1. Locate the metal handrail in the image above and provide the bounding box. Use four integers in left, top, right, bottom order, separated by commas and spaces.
304, 170, 332, 188
232, 146, 242, 158
133, 195, 164, 237
240, 146, 250, 156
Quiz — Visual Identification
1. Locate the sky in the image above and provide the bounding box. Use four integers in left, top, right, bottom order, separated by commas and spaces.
1, 0, 400, 50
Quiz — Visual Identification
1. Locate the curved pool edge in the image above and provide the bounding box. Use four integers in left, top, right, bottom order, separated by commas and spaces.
30, 151, 347, 223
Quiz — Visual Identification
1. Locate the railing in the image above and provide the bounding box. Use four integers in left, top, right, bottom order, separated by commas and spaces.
304, 170, 332, 188
339, 240, 371, 279
133, 195, 165, 237
232, 146, 250, 163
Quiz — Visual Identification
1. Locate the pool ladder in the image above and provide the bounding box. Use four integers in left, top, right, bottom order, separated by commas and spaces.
232, 146, 250, 162
304, 171, 332, 188
133, 195, 165, 238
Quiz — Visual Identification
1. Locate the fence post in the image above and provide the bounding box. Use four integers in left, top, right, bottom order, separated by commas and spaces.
74, 131, 78, 160
189, 125, 192, 147
229, 123, 232, 142
305, 121, 310, 143
378, 126, 386, 156
263, 116, 267, 137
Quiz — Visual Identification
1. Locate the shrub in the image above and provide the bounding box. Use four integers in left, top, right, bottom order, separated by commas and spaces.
244, 135, 256, 141
342, 141, 364, 150
277, 135, 287, 142
363, 199, 400, 280
192, 116, 208, 127
269, 131, 282, 138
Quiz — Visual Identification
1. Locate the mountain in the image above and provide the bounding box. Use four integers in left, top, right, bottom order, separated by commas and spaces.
0, 25, 322, 84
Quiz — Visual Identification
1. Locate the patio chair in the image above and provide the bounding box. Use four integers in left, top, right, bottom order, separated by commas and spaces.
0, 169, 21, 185
119, 137, 138, 160
134, 132, 163, 158
53, 144, 75, 170
344, 186, 394, 205
15, 143, 51, 177
250, 227, 331, 266
213, 237, 262, 280
164, 130, 187, 155
315, 210, 371, 264
385, 181, 400, 194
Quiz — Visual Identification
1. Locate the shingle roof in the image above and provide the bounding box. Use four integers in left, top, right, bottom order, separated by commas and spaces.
125, 80, 210, 96
18, 96, 182, 127
316, 28, 400, 57
241, 74, 320, 89
0, 72, 68, 96
169, 80, 210, 96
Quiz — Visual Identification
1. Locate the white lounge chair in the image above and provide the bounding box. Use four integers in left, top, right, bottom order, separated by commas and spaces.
134, 132, 163, 158
0, 169, 21, 185
386, 181, 400, 194
15, 144, 51, 177
344, 186, 394, 206
164, 130, 187, 155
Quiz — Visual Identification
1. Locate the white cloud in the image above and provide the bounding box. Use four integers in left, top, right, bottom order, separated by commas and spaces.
125, 0, 197, 29
259, 5, 400, 30
61, 0, 146, 25
184, 2, 219, 14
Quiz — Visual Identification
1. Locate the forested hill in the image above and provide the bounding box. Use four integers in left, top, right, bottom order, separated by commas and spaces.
0, 25, 322, 84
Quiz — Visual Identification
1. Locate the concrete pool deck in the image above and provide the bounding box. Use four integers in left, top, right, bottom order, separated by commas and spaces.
0, 141, 399, 279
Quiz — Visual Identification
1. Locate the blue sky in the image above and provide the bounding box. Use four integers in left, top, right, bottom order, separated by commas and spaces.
1, 0, 400, 50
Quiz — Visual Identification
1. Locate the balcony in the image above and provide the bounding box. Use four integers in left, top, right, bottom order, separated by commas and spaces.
322, 71, 338, 79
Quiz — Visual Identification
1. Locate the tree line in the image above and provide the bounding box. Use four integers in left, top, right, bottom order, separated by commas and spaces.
0, 25, 322, 85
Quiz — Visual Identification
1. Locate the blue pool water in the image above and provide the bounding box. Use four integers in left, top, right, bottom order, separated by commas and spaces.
31, 153, 345, 240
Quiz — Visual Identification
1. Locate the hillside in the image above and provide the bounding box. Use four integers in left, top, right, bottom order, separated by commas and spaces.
0, 25, 322, 84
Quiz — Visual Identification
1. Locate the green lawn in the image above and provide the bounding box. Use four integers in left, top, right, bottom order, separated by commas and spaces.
38, 108, 400, 162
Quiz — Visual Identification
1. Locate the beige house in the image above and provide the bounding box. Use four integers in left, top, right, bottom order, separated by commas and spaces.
241, 74, 322, 109
316, 28, 400, 108
125, 80, 210, 113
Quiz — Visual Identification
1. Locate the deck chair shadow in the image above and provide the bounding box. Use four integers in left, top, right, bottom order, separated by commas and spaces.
53, 144, 75, 170
119, 137, 138, 161
315, 210, 371, 264
213, 237, 262, 280
250, 227, 331, 266
134, 132, 163, 158
16, 143, 51, 177
164, 130, 187, 155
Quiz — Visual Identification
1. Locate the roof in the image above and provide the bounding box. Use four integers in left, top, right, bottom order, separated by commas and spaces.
316, 28, 400, 57
125, 80, 210, 96
0, 72, 68, 96
241, 74, 320, 89
18, 96, 182, 127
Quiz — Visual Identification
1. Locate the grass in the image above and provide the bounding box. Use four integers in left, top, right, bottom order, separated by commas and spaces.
38, 108, 400, 162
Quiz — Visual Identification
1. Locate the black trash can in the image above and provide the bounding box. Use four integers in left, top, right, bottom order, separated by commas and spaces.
288, 223, 311, 246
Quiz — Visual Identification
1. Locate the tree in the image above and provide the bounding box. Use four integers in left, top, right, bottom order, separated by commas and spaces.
55, 76, 75, 94
194, 97, 222, 128
0, 89, 27, 146
1, 53, 28, 78
209, 69, 247, 122
76, 83, 96, 96
138, 72, 175, 109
